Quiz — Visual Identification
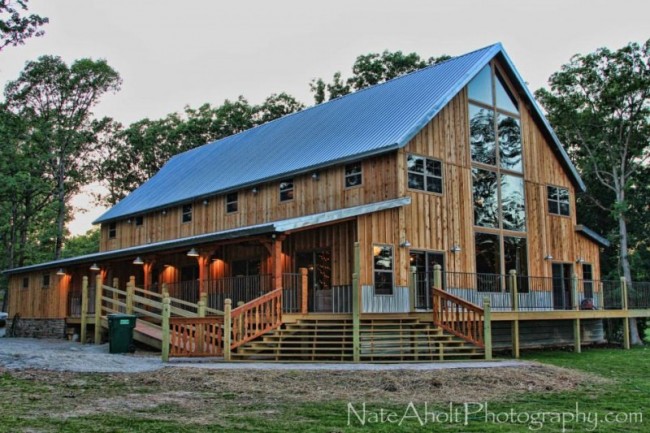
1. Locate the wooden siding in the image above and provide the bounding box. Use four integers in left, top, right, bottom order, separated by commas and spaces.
100, 154, 397, 251
7, 270, 70, 319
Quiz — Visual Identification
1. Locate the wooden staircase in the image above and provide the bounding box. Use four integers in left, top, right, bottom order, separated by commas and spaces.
232, 318, 484, 361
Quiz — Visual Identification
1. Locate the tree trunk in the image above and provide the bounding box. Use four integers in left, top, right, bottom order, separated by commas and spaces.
617, 194, 642, 345
54, 159, 66, 260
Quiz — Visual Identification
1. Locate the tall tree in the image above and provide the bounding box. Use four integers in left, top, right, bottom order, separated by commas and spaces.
310, 50, 450, 103
0, 0, 48, 51
536, 39, 650, 345
4, 56, 121, 259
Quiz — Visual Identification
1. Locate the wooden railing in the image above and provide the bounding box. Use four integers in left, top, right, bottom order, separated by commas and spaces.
228, 287, 283, 351
169, 317, 224, 357
432, 287, 486, 348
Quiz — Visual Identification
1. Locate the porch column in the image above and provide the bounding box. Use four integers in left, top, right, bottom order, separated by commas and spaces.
142, 260, 155, 291
197, 254, 210, 295
272, 237, 283, 290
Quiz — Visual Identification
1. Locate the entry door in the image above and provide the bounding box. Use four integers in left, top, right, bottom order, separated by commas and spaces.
552, 263, 573, 310
410, 250, 444, 310
296, 249, 332, 312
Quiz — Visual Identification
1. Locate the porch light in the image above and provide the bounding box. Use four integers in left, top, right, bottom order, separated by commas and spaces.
400, 240, 411, 248
187, 248, 199, 257
312, 172, 319, 180
544, 254, 554, 261
450, 244, 461, 253
89, 263, 100, 272
133, 256, 144, 265
252, 187, 258, 194
56, 268, 66, 276
203, 199, 209, 206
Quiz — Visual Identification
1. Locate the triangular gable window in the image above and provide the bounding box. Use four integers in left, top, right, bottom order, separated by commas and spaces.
495, 72, 518, 114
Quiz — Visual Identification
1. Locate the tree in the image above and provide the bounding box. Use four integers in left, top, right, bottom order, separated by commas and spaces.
536, 39, 650, 345
4, 56, 121, 260
310, 50, 450, 103
60, 228, 100, 259
0, 0, 48, 51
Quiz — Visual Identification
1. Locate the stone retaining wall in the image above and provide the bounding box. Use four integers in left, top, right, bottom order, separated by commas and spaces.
11, 318, 66, 339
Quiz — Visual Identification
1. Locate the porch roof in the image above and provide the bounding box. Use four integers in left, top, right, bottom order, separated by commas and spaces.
576, 225, 610, 248
3, 197, 410, 275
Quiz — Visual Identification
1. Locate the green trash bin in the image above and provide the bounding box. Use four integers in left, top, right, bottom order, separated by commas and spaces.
107, 313, 137, 354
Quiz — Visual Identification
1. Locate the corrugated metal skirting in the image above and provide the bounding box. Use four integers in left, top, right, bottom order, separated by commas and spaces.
362, 285, 410, 313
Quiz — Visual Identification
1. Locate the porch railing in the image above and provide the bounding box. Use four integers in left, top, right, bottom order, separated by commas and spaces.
229, 287, 283, 350
432, 287, 485, 347
205, 274, 272, 311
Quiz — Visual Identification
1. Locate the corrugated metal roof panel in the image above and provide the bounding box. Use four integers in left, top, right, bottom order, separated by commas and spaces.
95, 43, 583, 223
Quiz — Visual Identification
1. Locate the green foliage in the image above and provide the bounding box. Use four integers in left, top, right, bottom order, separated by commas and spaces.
536, 39, 650, 280
0, 0, 48, 51
310, 50, 450, 103
60, 228, 100, 259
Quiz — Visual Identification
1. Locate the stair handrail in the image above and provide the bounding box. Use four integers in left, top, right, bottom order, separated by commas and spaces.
229, 287, 283, 350
432, 287, 485, 347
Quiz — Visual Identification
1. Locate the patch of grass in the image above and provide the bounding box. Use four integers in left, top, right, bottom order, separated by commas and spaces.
1, 348, 650, 432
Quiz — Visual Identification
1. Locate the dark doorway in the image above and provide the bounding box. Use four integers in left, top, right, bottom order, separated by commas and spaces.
296, 249, 332, 312
409, 250, 444, 310
552, 263, 573, 310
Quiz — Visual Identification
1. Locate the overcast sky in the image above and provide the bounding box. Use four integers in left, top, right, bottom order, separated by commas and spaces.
1, 0, 648, 235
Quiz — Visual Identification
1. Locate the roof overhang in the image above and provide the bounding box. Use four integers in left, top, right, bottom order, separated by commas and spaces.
576, 225, 610, 248
4, 197, 411, 276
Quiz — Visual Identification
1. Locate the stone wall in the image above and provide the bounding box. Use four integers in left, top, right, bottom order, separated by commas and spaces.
10, 318, 66, 339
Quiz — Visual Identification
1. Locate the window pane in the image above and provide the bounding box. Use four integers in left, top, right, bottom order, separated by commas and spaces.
425, 159, 441, 177
559, 202, 570, 216
374, 272, 393, 295
547, 186, 558, 201
426, 177, 442, 193
472, 168, 499, 228
557, 187, 569, 204
407, 154, 424, 173
495, 73, 519, 114
408, 173, 424, 190
470, 104, 496, 165
548, 200, 559, 214
280, 180, 293, 201
345, 163, 363, 188
345, 162, 361, 176
410, 251, 426, 273
475, 232, 501, 275
468, 65, 493, 106
373, 245, 393, 270
504, 236, 527, 276
498, 114, 522, 172
501, 174, 526, 231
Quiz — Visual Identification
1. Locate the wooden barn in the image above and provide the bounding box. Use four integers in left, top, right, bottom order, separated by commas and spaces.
4, 43, 650, 361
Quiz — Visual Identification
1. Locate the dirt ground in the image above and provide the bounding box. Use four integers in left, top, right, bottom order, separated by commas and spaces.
0, 362, 608, 426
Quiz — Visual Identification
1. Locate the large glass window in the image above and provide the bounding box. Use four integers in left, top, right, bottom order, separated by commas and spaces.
468, 65, 493, 106
498, 114, 522, 172
547, 186, 570, 216
472, 168, 499, 228
469, 104, 496, 166
407, 154, 443, 194
501, 174, 526, 232
373, 245, 394, 295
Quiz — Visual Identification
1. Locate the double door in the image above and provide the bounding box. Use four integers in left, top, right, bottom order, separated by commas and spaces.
552, 263, 573, 310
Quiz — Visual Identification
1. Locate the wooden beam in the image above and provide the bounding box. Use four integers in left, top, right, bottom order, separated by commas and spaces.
94, 274, 103, 344
224, 299, 232, 361
352, 242, 360, 363
510, 270, 519, 359
483, 297, 492, 360
272, 238, 283, 290
574, 318, 581, 353
161, 294, 170, 362
80, 276, 88, 344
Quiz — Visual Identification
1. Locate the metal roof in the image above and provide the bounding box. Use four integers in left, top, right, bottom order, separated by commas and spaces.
5, 197, 410, 275
95, 43, 584, 224
576, 225, 610, 248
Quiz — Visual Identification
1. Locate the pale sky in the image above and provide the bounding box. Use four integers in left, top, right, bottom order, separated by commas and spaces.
1, 0, 648, 236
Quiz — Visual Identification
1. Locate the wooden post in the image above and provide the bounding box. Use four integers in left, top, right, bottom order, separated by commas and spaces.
112, 277, 119, 312
571, 273, 579, 311
224, 299, 232, 361
433, 264, 442, 290
300, 267, 308, 315
574, 317, 582, 353
126, 276, 135, 314
80, 276, 89, 344
161, 294, 170, 362
272, 238, 283, 290
483, 296, 492, 360
94, 274, 103, 344
196, 292, 207, 353
352, 242, 360, 363
162, 282, 169, 298
409, 266, 417, 313
621, 277, 630, 350
198, 292, 207, 317
509, 270, 519, 359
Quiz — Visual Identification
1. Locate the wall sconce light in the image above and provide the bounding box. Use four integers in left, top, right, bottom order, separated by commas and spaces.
450, 244, 461, 253
126, 218, 132, 224
186, 248, 199, 257
576, 257, 585, 264
544, 254, 554, 261
312, 172, 319, 181
56, 268, 66, 276
89, 263, 100, 272
203, 199, 209, 206
161, 209, 167, 215
133, 256, 144, 265
400, 240, 411, 248
252, 187, 258, 194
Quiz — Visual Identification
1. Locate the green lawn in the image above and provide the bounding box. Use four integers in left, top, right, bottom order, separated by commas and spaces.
1, 347, 649, 432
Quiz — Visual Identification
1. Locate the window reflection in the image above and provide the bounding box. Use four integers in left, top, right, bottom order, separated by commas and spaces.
470, 105, 496, 166
475, 232, 501, 276
498, 114, 522, 172
501, 174, 526, 231
468, 65, 493, 106
495, 73, 519, 114
472, 168, 499, 228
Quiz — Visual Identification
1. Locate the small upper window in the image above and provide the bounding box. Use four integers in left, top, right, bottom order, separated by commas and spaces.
226, 192, 238, 213
345, 162, 362, 188
547, 186, 570, 216
135, 215, 143, 226
182, 204, 192, 223
42, 274, 50, 288
279, 179, 294, 202
407, 154, 443, 194
108, 222, 116, 239
22, 277, 29, 289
